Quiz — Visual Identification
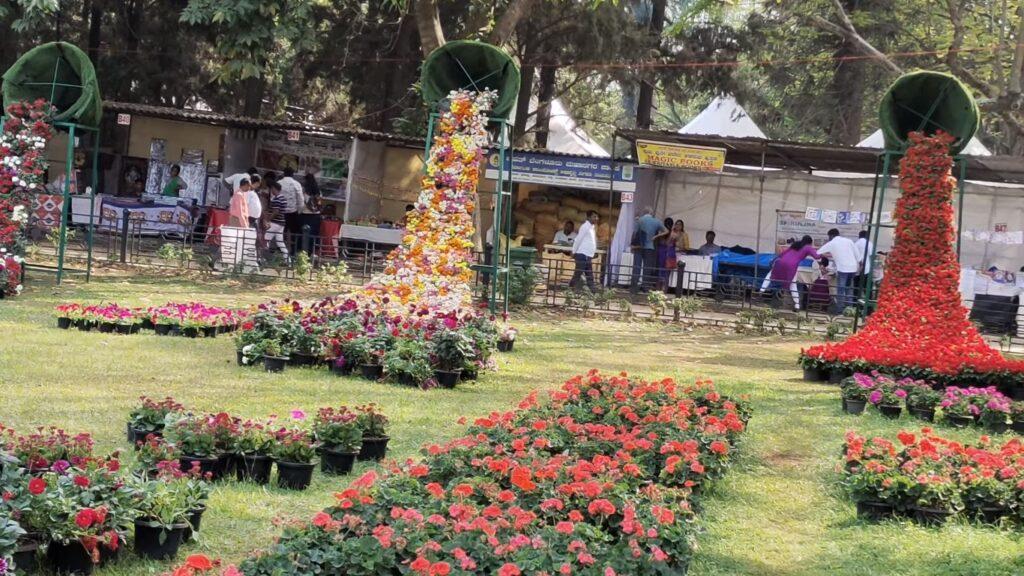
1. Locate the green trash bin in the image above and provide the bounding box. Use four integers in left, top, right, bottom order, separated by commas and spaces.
508, 247, 537, 269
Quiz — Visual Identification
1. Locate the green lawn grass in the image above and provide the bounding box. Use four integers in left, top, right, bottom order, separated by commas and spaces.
2, 272, 1023, 575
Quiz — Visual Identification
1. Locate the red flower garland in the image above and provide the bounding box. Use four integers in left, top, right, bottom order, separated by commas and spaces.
804, 132, 1024, 380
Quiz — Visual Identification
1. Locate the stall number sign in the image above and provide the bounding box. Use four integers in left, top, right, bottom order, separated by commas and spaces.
286, 130, 301, 141
116, 113, 132, 126
621, 192, 634, 204
995, 223, 1008, 232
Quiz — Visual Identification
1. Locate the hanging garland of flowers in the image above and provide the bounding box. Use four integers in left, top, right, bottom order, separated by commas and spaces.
0, 99, 55, 297
801, 131, 1024, 386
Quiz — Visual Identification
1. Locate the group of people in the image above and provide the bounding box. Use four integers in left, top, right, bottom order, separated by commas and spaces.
628, 207, 722, 293
760, 228, 873, 313
224, 167, 323, 263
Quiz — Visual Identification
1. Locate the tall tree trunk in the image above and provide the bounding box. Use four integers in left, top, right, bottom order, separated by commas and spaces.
513, 64, 536, 145
488, 0, 536, 47
635, 0, 666, 129
87, 2, 102, 64
534, 64, 557, 149
413, 0, 445, 58
243, 76, 265, 118
827, 45, 865, 144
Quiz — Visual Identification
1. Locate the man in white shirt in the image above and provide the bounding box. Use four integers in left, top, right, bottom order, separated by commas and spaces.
818, 228, 861, 313
569, 211, 599, 292
854, 230, 875, 299
553, 221, 577, 245
245, 174, 263, 229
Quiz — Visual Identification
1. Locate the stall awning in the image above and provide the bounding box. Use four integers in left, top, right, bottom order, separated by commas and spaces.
102, 101, 422, 146
615, 129, 1024, 185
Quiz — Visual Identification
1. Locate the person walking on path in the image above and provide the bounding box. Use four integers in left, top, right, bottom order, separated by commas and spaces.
569, 210, 600, 292
759, 234, 820, 311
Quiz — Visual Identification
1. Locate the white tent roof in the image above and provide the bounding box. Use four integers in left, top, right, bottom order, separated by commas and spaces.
857, 129, 992, 156
679, 95, 767, 139
509, 98, 609, 157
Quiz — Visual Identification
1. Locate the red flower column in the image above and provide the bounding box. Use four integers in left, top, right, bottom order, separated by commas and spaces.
805, 132, 1024, 381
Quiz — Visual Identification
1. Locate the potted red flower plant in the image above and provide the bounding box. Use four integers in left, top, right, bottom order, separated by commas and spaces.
355, 404, 389, 461
271, 427, 316, 490
312, 407, 362, 475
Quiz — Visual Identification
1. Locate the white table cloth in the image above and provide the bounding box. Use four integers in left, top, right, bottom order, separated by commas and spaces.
341, 224, 405, 245
615, 252, 713, 290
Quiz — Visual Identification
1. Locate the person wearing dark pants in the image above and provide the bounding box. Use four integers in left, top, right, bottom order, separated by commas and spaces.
569, 210, 600, 292
631, 207, 667, 293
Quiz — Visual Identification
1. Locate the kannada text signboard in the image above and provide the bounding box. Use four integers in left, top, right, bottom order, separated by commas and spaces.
635, 140, 726, 172
484, 151, 636, 192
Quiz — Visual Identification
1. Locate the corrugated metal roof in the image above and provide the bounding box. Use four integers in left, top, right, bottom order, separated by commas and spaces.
102, 101, 422, 145
616, 129, 1024, 185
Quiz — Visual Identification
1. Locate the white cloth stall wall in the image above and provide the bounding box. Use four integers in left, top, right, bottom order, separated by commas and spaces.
653, 169, 1024, 270
344, 138, 387, 222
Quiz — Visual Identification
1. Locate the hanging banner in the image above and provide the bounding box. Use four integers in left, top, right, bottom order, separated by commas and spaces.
483, 151, 636, 192
255, 130, 353, 196
634, 140, 726, 172
775, 209, 863, 254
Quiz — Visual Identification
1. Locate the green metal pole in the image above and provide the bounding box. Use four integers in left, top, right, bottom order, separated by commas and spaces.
86, 129, 99, 281
56, 124, 76, 284
501, 121, 512, 316
955, 158, 967, 260
489, 118, 505, 315
865, 151, 893, 312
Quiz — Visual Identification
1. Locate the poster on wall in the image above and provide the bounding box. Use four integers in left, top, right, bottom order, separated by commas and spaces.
775, 209, 863, 254
255, 130, 353, 197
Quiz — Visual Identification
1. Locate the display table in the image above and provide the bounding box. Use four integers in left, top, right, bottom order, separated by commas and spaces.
205, 208, 230, 246
542, 244, 605, 284
341, 224, 404, 245
95, 197, 192, 236
319, 219, 342, 258
615, 252, 712, 290
960, 269, 1024, 336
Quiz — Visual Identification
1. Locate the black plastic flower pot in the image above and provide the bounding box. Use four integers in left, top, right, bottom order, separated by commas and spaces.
14, 540, 40, 573
236, 350, 245, 366
183, 505, 206, 541
877, 404, 902, 419
202, 326, 218, 338
179, 454, 220, 480
463, 368, 479, 381
828, 367, 849, 385
844, 399, 867, 415
134, 520, 188, 560
154, 324, 172, 336
181, 327, 200, 338
98, 322, 116, 333
1013, 419, 1024, 434
289, 353, 316, 367
986, 420, 1011, 434
911, 506, 956, 526
358, 436, 389, 461
946, 414, 975, 428
57, 317, 72, 329
968, 505, 1008, 524
76, 320, 93, 332
276, 460, 315, 490
908, 406, 936, 422
47, 539, 95, 575
264, 356, 288, 373
330, 361, 353, 376
359, 363, 383, 380
235, 454, 273, 484
115, 323, 135, 335
497, 340, 514, 352
434, 369, 461, 389
802, 367, 826, 382
855, 500, 894, 520
320, 447, 358, 475
217, 453, 237, 477
141, 318, 155, 330
126, 423, 160, 447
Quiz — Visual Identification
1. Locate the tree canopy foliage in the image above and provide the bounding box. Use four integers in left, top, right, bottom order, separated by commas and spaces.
0, 0, 1021, 153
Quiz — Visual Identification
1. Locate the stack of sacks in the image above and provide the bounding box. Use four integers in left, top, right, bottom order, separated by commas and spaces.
514, 195, 620, 246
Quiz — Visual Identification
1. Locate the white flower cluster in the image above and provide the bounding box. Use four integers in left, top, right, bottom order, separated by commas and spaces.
11, 205, 27, 224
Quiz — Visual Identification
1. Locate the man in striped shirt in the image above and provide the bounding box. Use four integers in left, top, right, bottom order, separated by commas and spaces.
265, 182, 290, 262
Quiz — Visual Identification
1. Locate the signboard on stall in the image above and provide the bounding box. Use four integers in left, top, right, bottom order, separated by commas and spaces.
255, 131, 353, 196
620, 192, 634, 204
483, 151, 636, 192
634, 140, 726, 172
775, 209, 863, 254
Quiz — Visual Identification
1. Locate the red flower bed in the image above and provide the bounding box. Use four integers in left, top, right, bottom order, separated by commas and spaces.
164, 371, 749, 576
803, 132, 1024, 387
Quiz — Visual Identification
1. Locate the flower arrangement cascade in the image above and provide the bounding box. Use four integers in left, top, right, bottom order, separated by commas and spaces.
803, 131, 1024, 381
0, 99, 55, 297
358, 89, 495, 313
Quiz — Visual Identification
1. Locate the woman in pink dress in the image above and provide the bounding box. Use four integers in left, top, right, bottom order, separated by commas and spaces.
759, 235, 820, 310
